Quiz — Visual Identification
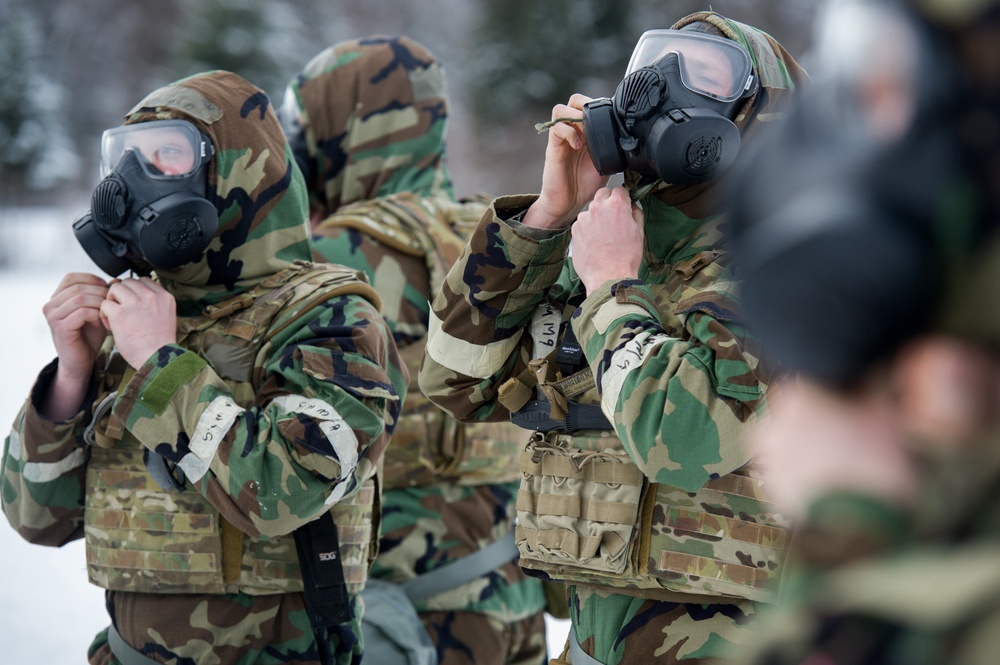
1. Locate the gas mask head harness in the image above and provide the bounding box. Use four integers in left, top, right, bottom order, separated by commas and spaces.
583, 29, 758, 184
73, 119, 218, 277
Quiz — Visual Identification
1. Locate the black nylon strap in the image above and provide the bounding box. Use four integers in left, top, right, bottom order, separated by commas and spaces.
292, 510, 351, 627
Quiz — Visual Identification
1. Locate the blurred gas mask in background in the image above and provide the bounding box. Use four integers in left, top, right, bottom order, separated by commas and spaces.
582, 30, 758, 184
727, 0, 983, 385
73, 119, 218, 277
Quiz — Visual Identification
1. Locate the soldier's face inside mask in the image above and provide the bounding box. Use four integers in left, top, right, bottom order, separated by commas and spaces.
656, 41, 737, 100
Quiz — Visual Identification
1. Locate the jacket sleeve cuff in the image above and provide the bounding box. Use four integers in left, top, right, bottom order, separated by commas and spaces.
492, 195, 571, 265
573, 278, 661, 349
20, 359, 88, 462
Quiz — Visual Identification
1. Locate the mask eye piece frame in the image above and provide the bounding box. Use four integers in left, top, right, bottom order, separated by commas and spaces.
100, 119, 214, 180
626, 29, 757, 103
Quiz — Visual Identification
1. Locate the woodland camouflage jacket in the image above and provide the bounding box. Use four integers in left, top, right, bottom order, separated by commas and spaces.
419, 12, 809, 603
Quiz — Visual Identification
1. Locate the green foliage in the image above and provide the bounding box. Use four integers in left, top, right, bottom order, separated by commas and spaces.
0, 0, 78, 193
0, 1, 34, 170
467, 0, 637, 122
173, 0, 302, 101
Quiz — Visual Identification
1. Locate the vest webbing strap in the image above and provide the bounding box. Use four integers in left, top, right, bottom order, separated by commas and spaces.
108, 623, 159, 665
402, 530, 519, 602
219, 517, 244, 584
516, 489, 638, 525
518, 453, 645, 486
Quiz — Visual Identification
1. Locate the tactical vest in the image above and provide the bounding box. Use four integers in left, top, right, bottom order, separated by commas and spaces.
316, 194, 523, 490
83, 261, 383, 596
506, 252, 789, 603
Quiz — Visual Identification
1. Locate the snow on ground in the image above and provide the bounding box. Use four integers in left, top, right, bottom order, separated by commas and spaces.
0, 269, 109, 663
0, 208, 570, 661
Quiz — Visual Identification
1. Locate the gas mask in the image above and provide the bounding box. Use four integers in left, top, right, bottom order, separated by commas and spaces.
73, 119, 219, 277
583, 30, 758, 184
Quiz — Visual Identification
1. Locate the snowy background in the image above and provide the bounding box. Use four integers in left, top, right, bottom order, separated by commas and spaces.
0, 207, 570, 661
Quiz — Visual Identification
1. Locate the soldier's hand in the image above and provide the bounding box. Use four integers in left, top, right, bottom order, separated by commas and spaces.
524, 94, 610, 231
43, 272, 110, 382
100, 276, 177, 368
572, 187, 644, 293
39, 272, 111, 421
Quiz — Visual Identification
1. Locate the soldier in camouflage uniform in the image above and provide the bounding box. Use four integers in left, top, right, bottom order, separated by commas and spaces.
280, 36, 548, 664
418, 12, 806, 665
0, 70, 406, 664
721, 1, 1000, 664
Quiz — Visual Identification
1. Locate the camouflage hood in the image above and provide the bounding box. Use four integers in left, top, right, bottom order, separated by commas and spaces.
285, 35, 454, 212
647, 11, 809, 219
123, 70, 312, 310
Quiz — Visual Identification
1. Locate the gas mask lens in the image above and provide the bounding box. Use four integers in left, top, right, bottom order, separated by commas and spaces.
100, 119, 212, 179
626, 30, 755, 102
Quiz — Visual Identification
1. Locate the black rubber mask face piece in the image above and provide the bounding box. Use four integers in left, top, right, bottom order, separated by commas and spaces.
74, 134, 218, 277
583, 38, 756, 184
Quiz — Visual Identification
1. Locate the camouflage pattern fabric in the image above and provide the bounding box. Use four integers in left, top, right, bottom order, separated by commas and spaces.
312, 194, 524, 489
566, 588, 758, 665
743, 429, 1000, 665
310, 173, 546, 659
283, 35, 454, 214
1, 71, 405, 665
81, 263, 388, 598
287, 35, 547, 663
86, 592, 364, 665
418, 12, 807, 664
419, 608, 549, 665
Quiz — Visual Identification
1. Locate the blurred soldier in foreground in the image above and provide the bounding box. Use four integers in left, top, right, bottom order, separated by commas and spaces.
419, 11, 807, 665
727, 1, 1000, 663
281, 35, 548, 665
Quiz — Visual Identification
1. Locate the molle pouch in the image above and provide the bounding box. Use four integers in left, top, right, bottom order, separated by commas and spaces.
514, 431, 647, 578
514, 431, 789, 603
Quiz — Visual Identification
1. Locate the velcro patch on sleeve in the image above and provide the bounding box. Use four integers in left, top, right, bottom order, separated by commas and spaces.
140, 352, 209, 416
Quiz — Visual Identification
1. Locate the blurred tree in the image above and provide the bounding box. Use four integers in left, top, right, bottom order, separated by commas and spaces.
173, 0, 305, 103
467, 0, 636, 122
0, 0, 79, 201
0, 0, 817, 207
